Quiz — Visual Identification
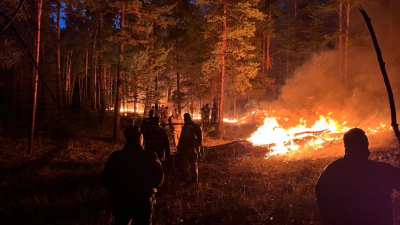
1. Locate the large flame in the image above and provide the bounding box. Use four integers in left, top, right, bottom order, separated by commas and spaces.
247, 113, 391, 157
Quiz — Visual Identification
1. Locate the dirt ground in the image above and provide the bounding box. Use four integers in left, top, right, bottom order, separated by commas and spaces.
1, 117, 400, 225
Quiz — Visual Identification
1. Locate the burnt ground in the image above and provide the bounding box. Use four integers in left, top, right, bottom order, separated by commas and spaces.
1, 118, 400, 225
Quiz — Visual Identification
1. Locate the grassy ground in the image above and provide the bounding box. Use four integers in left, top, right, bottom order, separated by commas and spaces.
1, 117, 400, 225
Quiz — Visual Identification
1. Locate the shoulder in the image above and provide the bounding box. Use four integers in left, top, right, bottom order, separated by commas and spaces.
106, 149, 124, 162
142, 149, 160, 160
319, 158, 345, 177
373, 160, 400, 174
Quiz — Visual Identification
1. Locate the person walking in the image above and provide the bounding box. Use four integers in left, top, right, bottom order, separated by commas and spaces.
103, 126, 164, 225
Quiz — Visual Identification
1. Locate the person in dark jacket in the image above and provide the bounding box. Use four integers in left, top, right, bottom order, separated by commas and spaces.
141, 109, 154, 134
142, 116, 170, 161
103, 126, 164, 225
316, 128, 400, 225
178, 113, 202, 184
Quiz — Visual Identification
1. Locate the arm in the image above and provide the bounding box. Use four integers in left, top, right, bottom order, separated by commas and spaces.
152, 153, 164, 188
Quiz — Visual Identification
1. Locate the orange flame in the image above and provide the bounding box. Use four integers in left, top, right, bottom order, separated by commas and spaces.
248, 113, 391, 157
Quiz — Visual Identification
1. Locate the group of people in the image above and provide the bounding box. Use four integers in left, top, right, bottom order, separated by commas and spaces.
103, 110, 202, 225
200, 102, 218, 124
103, 118, 400, 225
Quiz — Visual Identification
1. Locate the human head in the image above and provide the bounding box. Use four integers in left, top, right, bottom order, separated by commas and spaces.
343, 128, 370, 158
148, 109, 154, 117
124, 126, 142, 144
206, 104, 208, 107
183, 113, 192, 123
172, 109, 178, 117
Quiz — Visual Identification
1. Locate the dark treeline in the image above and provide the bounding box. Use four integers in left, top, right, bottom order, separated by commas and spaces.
0, 0, 398, 148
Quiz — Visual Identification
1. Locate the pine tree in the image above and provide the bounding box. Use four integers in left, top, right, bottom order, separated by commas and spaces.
199, 0, 264, 134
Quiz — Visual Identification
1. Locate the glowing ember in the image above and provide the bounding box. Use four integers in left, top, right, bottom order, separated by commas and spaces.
223, 118, 238, 123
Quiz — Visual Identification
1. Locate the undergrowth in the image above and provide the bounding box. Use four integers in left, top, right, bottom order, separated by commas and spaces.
1, 117, 400, 224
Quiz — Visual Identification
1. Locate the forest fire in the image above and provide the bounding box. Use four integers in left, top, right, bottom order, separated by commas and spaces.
247, 113, 391, 157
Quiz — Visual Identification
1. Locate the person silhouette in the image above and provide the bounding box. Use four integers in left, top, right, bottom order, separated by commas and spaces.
103, 126, 164, 225
316, 128, 400, 225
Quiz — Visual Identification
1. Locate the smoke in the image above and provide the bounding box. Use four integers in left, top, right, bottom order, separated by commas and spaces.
260, 46, 400, 151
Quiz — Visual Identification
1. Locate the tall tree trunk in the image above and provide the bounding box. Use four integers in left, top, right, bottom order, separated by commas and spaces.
168, 65, 173, 101
56, 1, 62, 114
344, 1, 350, 86
339, 1, 343, 80
98, 15, 106, 122
66, 51, 73, 107
28, 0, 43, 153
113, 4, 125, 140
262, 36, 265, 74
293, 0, 297, 46
389, 0, 393, 47
84, 43, 88, 111
219, 0, 227, 134
266, 11, 271, 75
177, 70, 181, 114
91, 26, 98, 110
233, 97, 236, 119
190, 87, 194, 115
70, 72, 76, 107
134, 74, 138, 114
13, 68, 17, 119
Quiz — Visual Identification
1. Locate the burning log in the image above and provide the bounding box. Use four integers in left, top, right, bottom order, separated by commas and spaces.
202, 140, 267, 161
293, 129, 329, 137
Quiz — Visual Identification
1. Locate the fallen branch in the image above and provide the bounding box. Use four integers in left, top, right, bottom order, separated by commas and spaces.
293, 129, 329, 136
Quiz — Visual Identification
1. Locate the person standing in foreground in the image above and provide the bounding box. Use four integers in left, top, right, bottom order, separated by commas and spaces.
316, 128, 400, 225
177, 113, 202, 184
103, 126, 164, 225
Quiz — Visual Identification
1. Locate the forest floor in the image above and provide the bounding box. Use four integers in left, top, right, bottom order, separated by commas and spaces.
1, 115, 400, 225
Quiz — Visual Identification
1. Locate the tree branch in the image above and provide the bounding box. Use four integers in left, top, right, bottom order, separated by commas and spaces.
0, 0, 25, 33
0, 11, 57, 104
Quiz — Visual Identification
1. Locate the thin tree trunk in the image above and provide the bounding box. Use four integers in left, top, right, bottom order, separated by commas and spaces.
389, 0, 393, 47
70, 72, 76, 107
98, 15, 106, 122
344, 1, 350, 86
190, 87, 194, 115
339, 1, 343, 80
79, 78, 82, 108
65, 51, 71, 108
91, 26, 98, 110
177, 70, 181, 113
233, 97, 236, 119
168, 65, 173, 101
262, 36, 265, 74
293, 0, 297, 46
13, 68, 17, 119
84, 43, 88, 111
56, 1, 62, 114
219, 0, 227, 134
28, 0, 42, 153
113, 4, 125, 140
134, 74, 138, 114
266, 21, 271, 75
